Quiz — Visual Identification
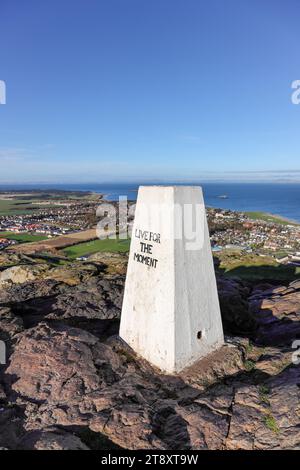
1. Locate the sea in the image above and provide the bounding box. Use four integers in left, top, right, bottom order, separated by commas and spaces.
0, 182, 299, 223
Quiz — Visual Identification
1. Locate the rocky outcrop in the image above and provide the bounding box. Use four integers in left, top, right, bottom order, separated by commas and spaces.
217, 277, 256, 335
18, 429, 90, 450
48, 277, 124, 320
0, 252, 300, 450
3, 320, 300, 450
0, 251, 24, 267
1, 277, 124, 342
0, 307, 24, 343
87, 252, 128, 275
45, 263, 99, 286
0, 264, 47, 287
0, 262, 99, 288
0, 278, 66, 304
3, 323, 238, 448
0, 405, 25, 450
249, 280, 300, 345
226, 366, 300, 449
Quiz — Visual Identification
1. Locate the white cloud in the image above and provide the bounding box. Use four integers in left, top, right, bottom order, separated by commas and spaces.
0, 147, 30, 162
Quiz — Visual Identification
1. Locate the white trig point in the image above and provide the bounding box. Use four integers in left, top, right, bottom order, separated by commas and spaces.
119, 186, 224, 374
0, 80, 6, 105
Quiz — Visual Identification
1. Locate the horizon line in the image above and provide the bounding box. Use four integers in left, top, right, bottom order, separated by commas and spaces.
0, 179, 300, 186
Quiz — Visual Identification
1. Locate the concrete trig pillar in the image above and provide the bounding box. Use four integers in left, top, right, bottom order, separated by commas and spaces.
119, 186, 223, 374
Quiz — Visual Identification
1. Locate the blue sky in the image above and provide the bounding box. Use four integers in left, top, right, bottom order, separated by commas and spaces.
0, 0, 299, 183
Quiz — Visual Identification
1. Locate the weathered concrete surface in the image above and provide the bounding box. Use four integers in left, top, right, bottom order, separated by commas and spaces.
120, 186, 224, 373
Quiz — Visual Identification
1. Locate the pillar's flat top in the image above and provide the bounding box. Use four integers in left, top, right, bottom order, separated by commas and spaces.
139, 185, 202, 189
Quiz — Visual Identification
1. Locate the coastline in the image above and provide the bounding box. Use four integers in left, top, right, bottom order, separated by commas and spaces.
86, 183, 300, 223
265, 212, 300, 225
0, 184, 299, 224
245, 211, 300, 226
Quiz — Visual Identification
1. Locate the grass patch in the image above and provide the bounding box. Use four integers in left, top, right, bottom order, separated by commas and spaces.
259, 385, 271, 405
215, 251, 299, 281
0, 192, 99, 216
0, 198, 69, 215
119, 348, 136, 364
0, 231, 48, 242
0, 199, 36, 215
245, 211, 298, 226
245, 343, 254, 355
62, 237, 130, 259
224, 264, 299, 282
264, 413, 280, 434
244, 359, 256, 371
0, 199, 57, 215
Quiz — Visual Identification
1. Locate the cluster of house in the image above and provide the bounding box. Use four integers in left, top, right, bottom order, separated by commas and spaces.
0, 203, 94, 237
0, 199, 100, 251
0, 222, 72, 237
1, 201, 299, 267
209, 208, 300, 265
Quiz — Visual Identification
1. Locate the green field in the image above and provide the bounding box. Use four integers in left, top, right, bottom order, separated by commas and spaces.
0, 199, 60, 215
245, 211, 299, 226
0, 195, 82, 216
216, 250, 300, 281
0, 199, 36, 215
62, 237, 131, 259
0, 191, 101, 216
223, 264, 300, 281
0, 231, 48, 243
